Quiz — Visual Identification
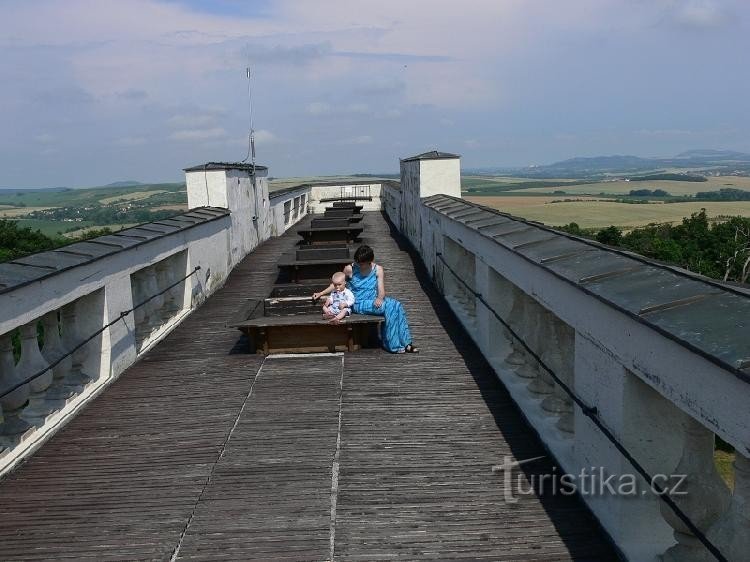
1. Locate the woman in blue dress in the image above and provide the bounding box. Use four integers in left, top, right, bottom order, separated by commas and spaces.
313, 245, 419, 353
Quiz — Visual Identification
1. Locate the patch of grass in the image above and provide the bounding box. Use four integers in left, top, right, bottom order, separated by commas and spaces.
12, 218, 95, 237
714, 450, 735, 489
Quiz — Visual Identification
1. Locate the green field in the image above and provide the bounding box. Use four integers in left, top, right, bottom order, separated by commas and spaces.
520, 175, 750, 196
11, 218, 95, 237
466, 196, 750, 229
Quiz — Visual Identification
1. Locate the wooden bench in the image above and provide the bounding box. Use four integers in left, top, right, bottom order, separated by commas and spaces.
228, 298, 383, 354
331, 201, 364, 212
323, 209, 364, 222
296, 222, 364, 245
276, 245, 352, 282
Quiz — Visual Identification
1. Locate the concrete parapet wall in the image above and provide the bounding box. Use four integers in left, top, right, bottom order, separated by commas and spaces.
384, 153, 750, 561
307, 183, 384, 213
269, 186, 310, 236
0, 164, 308, 476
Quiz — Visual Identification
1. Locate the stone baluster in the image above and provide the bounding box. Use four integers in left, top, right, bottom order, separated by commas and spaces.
0, 334, 32, 440
131, 273, 145, 319
526, 308, 555, 396
132, 273, 150, 343
504, 287, 528, 368
155, 262, 175, 320
144, 267, 164, 331
542, 319, 575, 434
514, 298, 542, 380
41, 311, 75, 401
16, 322, 55, 423
0, 406, 9, 452
659, 416, 730, 562
167, 257, 185, 313
689, 450, 750, 562
61, 302, 92, 387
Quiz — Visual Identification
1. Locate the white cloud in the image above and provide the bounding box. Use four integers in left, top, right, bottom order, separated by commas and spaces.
167, 114, 220, 129
34, 133, 55, 144
668, 0, 730, 28
254, 129, 279, 144
115, 136, 149, 146
306, 102, 332, 116
344, 103, 369, 114
169, 127, 227, 141
351, 135, 373, 145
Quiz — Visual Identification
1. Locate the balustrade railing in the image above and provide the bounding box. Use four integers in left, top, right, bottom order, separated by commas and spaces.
130, 252, 188, 350
426, 206, 746, 562
0, 263, 199, 462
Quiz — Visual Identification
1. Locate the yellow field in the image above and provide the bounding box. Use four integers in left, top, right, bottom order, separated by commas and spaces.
522, 176, 750, 196
466, 196, 750, 229
464, 176, 579, 184
151, 204, 188, 212
0, 206, 55, 217
98, 190, 167, 204
62, 223, 139, 238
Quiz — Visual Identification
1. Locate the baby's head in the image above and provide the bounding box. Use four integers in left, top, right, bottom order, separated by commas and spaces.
332, 271, 346, 291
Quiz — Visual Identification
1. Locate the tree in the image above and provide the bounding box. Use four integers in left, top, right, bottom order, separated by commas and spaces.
596, 225, 623, 246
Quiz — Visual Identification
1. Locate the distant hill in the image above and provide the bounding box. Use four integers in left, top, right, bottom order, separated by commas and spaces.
675, 149, 750, 160
103, 181, 143, 188
506, 149, 750, 179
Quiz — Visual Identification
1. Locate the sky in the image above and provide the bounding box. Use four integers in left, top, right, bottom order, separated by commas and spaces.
1, 0, 748, 187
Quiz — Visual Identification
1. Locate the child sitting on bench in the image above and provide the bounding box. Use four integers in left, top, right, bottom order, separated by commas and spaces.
322, 271, 355, 323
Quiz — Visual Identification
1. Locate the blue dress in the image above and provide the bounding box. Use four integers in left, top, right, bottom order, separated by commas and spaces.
348, 263, 413, 353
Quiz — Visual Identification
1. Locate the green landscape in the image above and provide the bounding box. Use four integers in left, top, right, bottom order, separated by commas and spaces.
3, 153, 750, 285
461, 151, 750, 285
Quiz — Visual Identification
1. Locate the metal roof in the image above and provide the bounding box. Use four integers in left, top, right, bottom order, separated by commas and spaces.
401, 151, 460, 163
424, 194, 750, 382
183, 162, 269, 173
0, 207, 230, 295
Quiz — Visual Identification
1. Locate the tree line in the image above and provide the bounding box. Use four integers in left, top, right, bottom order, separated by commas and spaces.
0, 220, 113, 263
559, 210, 750, 284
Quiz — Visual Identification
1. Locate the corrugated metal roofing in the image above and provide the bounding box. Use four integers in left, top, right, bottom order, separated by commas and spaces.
424, 194, 750, 381
0, 206, 229, 295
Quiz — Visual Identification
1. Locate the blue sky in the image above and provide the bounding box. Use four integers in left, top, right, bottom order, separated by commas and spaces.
1, 0, 748, 187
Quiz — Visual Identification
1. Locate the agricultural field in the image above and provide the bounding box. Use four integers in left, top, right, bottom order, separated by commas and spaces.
467, 196, 750, 229
520, 175, 750, 196
0, 206, 55, 218
62, 223, 139, 238
98, 190, 169, 205
0, 182, 187, 237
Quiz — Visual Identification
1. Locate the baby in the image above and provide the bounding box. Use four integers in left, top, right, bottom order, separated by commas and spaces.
322, 271, 355, 323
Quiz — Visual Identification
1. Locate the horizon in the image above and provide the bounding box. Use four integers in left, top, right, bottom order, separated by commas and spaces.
1, 146, 747, 190
2, 0, 748, 188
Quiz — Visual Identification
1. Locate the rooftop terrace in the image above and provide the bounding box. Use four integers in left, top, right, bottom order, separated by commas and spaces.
1, 155, 747, 561
0, 212, 617, 560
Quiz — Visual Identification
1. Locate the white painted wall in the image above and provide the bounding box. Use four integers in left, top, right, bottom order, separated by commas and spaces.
383, 194, 750, 561
186, 167, 270, 267
399, 156, 461, 254
307, 183, 384, 213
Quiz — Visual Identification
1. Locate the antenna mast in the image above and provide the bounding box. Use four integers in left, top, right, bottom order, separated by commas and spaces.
242, 67, 256, 167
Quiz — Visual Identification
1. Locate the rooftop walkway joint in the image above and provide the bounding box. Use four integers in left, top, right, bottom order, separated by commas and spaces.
0, 212, 618, 560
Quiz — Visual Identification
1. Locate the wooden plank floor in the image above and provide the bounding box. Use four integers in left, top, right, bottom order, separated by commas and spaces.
0, 212, 619, 560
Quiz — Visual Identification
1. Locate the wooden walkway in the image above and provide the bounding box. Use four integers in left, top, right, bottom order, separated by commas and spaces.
0, 213, 619, 560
